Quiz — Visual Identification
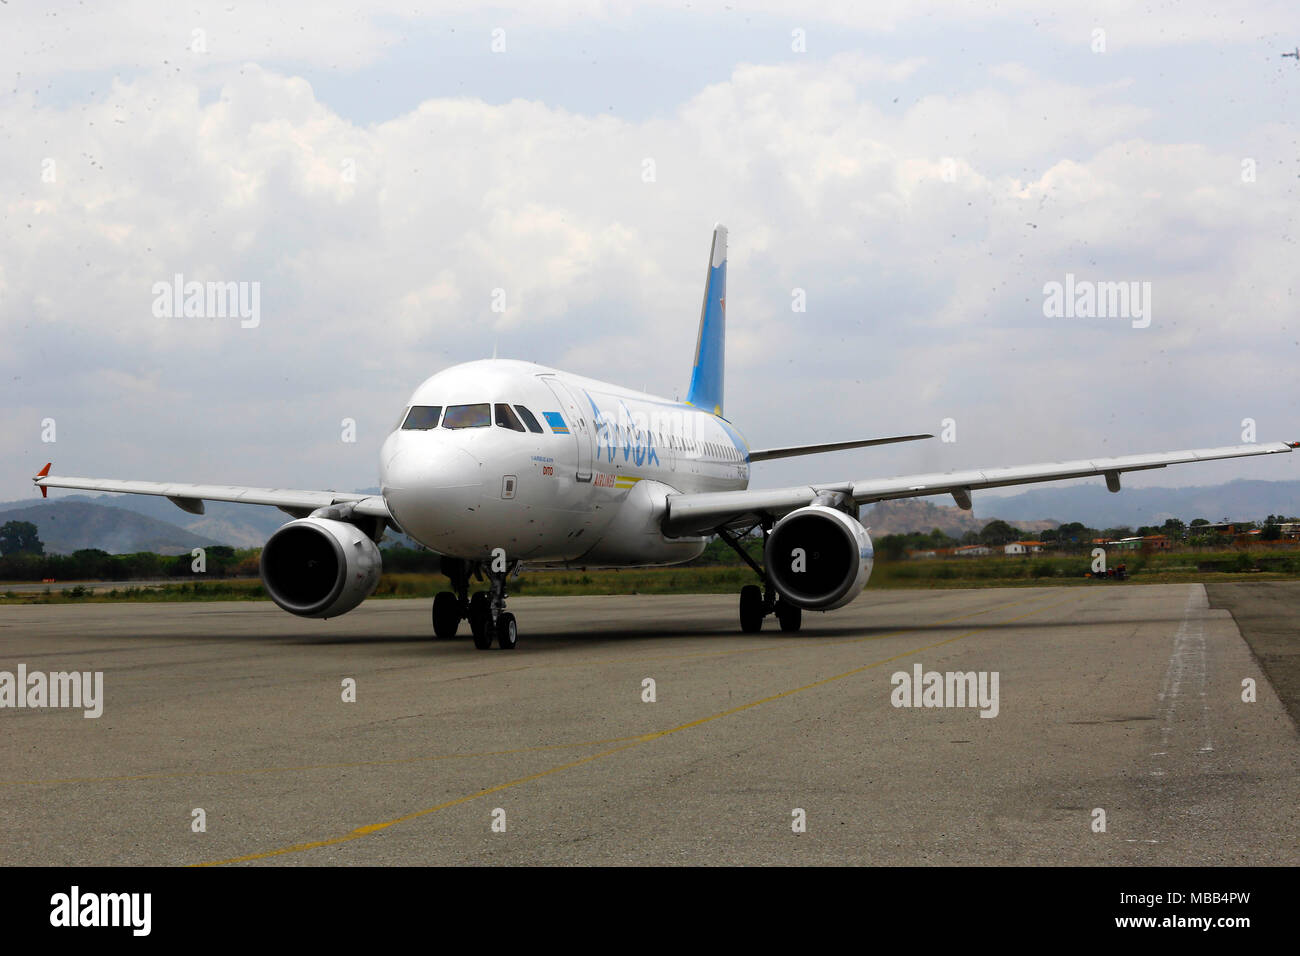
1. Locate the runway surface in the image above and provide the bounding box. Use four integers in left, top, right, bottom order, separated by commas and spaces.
1, 584, 1296, 866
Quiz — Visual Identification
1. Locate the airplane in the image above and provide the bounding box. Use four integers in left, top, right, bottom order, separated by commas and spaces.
34, 225, 1298, 650
1284, 47, 1299, 61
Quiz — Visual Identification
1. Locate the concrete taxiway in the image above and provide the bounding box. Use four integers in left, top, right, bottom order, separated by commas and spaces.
0, 584, 1295, 866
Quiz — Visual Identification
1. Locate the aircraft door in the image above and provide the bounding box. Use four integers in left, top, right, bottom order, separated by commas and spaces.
540, 376, 593, 482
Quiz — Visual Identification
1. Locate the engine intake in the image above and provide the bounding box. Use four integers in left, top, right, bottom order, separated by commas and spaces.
260, 516, 382, 618
765, 504, 873, 610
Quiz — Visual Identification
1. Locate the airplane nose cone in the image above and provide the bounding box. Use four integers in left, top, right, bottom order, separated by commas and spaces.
382, 443, 483, 545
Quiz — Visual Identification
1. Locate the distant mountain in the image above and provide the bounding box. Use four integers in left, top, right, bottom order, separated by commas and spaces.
972, 478, 1300, 529
0, 501, 222, 555
0, 488, 420, 551
0, 494, 284, 548
856, 478, 1300, 535
863, 502, 1055, 538
861, 498, 1058, 537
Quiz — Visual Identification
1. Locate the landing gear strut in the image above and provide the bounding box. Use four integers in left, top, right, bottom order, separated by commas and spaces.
718, 524, 802, 634
483, 562, 519, 650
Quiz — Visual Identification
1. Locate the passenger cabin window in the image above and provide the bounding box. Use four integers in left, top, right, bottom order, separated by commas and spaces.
495, 403, 526, 432
442, 403, 491, 429
514, 406, 544, 433
402, 405, 441, 430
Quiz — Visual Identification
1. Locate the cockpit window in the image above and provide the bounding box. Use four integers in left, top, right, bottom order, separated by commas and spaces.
495, 403, 526, 432
514, 405, 544, 433
441, 403, 491, 429
401, 405, 441, 430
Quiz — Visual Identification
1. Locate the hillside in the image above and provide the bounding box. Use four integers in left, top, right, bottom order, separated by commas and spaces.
0, 490, 419, 551
0, 501, 222, 555
860, 498, 1058, 536
975, 478, 1300, 528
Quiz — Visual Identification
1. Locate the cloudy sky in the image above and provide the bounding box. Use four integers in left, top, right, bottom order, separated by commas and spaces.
3, 0, 1298, 505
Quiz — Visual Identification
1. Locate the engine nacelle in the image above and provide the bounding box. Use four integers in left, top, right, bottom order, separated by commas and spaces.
765, 504, 873, 611
260, 516, 382, 619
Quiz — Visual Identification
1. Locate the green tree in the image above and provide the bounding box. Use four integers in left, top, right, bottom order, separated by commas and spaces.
1055, 522, 1093, 550
979, 519, 1018, 547
67, 549, 111, 579
876, 535, 909, 561
0, 520, 44, 556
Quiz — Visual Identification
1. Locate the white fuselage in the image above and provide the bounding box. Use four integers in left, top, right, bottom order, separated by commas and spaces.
379, 359, 751, 567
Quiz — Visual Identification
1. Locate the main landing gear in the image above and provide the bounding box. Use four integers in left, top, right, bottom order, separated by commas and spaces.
718, 526, 802, 634
431, 556, 520, 650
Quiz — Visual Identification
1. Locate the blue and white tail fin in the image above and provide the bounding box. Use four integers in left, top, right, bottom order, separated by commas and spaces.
686, 224, 727, 417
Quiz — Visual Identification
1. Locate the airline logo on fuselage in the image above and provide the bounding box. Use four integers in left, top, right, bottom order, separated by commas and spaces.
543, 411, 569, 434
584, 393, 661, 468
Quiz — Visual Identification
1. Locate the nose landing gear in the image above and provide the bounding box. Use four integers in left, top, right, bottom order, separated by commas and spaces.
478, 561, 519, 649
435, 556, 520, 649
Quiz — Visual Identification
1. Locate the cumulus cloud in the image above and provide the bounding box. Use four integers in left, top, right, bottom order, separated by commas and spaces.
2, 16, 1297, 503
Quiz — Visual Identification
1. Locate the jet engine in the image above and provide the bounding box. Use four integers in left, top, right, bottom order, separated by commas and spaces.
260, 515, 382, 618
764, 502, 873, 611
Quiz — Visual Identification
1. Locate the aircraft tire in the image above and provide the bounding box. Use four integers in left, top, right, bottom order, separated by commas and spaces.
468, 592, 489, 643
432, 591, 461, 639
739, 585, 764, 633
497, 612, 518, 650
775, 599, 802, 633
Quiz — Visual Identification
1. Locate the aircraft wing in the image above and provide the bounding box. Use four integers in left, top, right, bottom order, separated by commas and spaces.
32, 465, 391, 520
662, 441, 1298, 536
748, 434, 932, 462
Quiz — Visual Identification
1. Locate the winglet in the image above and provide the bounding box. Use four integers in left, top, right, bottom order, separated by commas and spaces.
35, 462, 51, 498
1289, 442, 1300, 449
